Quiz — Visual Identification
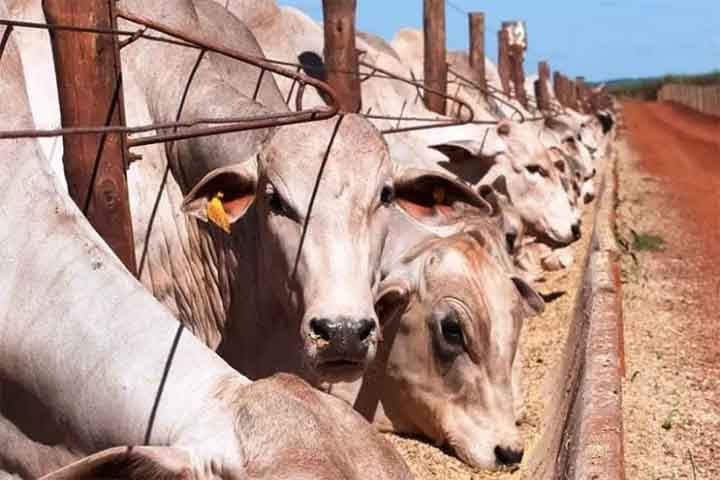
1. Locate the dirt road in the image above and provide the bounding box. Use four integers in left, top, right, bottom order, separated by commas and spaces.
619, 101, 720, 478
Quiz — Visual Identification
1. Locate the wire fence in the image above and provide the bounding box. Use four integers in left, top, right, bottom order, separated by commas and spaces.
0, 7, 569, 284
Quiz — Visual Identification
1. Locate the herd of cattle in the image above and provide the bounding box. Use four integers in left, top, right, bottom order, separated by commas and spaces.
0, 0, 616, 478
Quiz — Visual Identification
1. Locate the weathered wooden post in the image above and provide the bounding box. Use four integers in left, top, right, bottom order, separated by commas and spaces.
503, 21, 528, 108
576, 76, 587, 112
468, 12, 486, 90
568, 78, 578, 110
553, 71, 564, 106
423, 0, 447, 114
43, 0, 136, 274
322, 0, 361, 112
498, 28, 511, 95
535, 60, 551, 111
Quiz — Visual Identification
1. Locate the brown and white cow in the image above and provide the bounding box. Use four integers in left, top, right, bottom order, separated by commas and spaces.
328, 232, 544, 469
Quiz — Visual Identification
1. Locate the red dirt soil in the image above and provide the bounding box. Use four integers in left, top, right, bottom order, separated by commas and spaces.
622, 99, 720, 373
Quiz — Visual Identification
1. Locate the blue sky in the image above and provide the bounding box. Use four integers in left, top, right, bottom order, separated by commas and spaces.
281, 0, 720, 82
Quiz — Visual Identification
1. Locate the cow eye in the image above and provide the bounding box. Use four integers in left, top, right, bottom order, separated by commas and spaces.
265, 184, 287, 215
440, 312, 464, 345
525, 164, 546, 177
380, 185, 394, 205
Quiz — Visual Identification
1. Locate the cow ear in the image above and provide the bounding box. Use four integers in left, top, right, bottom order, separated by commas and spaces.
511, 276, 545, 317
428, 128, 506, 162
477, 184, 500, 213
392, 168, 492, 225
375, 277, 411, 329
181, 159, 257, 233
428, 139, 484, 162
39, 446, 193, 479
491, 175, 509, 197
479, 175, 510, 216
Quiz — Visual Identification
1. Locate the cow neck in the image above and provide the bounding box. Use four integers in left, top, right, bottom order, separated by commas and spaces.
201, 207, 309, 383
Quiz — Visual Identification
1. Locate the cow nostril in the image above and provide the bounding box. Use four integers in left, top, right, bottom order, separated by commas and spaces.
494, 445, 524, 466
355, 318, 376, 342
571, 222, 582, 240
309, 318, 334, 342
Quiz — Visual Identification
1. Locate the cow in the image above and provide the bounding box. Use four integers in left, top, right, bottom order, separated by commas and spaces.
328, 232, 544, 469
13, 0, 492, 384
0, 21, 413, 479
428, 120, 582, 246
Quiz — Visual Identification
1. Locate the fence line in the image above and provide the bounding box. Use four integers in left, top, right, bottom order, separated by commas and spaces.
658, 83, 720, 117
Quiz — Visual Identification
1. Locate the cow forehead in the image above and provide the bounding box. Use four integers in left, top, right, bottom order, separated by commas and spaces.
261, 114, 392, 194
422, 237, 493, 297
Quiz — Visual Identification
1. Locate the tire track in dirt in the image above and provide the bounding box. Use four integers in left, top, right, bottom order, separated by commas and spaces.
619, 101, 720, 479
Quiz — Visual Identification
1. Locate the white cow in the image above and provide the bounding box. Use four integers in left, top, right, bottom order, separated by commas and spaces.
11, 0, 488, 384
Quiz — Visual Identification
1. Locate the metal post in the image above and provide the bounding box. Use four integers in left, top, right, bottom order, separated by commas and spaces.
536, 61, 551, 111
43, 0, 136, 274
423, 0, 447, 114
322, 0, 361, 113
468, 12, 486, 90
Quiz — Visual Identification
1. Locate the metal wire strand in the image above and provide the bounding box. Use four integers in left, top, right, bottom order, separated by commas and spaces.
291, 114, 344, 281
0, 16, 340, 143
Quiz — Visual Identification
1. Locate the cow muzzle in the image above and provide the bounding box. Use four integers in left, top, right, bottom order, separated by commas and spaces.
307, 316, 379, 382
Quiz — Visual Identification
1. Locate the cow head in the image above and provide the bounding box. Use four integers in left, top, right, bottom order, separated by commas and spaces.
373, 233, 544, 469
430, 121, 581, 245
182, 114, 490, 383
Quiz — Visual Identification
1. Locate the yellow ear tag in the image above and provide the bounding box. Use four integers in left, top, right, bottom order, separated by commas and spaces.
432, 186, 445, 204
207, 192, 231, 234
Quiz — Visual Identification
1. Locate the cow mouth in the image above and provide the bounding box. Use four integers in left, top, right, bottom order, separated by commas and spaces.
319, 359, 362, 370
315, 358, 366, 382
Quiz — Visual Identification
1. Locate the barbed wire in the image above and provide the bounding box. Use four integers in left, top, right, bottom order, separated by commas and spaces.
0, 14, 341, 144
446, 0, 469, 17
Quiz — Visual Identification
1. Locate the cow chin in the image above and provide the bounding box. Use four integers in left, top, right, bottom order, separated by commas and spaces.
545, 227, 575, 246
441, 411, 523, 470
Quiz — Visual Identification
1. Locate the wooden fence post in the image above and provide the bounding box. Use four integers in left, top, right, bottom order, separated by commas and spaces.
553, 71, 563, 106
576, 76, 587, 112
498, 27, 511, 95
535, 60, 551, 111
43, 0, 136, 274
503, 21, 527, 108
568, 78, 577, 110
322, 0, 361, 112
468, 12, 486, 90
423, 0, 447, 114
